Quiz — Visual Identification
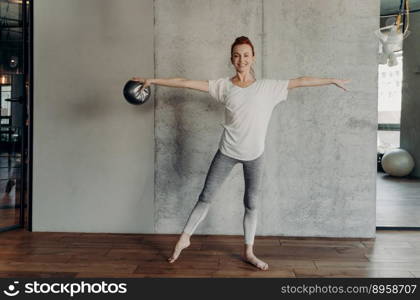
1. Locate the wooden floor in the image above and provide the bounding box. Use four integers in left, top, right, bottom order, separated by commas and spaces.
0, 229, 419, 278
377, 172, 420, 227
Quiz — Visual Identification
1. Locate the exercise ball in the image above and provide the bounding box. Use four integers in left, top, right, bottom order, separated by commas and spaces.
381, 148, 415, 177
123, 80, 151, 105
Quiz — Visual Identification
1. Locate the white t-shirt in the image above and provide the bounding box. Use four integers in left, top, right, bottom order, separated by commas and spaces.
208, 77, 289, 161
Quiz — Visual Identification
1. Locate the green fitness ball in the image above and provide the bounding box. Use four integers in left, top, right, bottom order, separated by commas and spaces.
381, 148, 415, 177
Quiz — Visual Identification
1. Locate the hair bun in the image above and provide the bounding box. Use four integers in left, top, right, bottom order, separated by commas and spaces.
231, 36, 255, 57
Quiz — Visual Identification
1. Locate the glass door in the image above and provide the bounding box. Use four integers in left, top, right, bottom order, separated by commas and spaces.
0, 0, 31, 231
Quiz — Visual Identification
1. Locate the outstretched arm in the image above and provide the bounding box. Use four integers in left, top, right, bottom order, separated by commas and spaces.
131, 77, 209, 93
288, 77, 350, 91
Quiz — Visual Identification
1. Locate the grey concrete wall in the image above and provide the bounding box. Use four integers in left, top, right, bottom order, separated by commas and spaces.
262, 0, 378, 237
33, 0, 155, 233
401, 13, 420, 178
33, 0, 378, 237
155, 0, 378, 237
154, 0, 264, 235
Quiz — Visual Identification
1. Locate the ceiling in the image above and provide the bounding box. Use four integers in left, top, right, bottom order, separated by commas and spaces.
381, 0, 420, 15
1, 1, 419, 19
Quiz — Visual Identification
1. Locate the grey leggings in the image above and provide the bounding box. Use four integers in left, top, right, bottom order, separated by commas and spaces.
183, 150, 264, 245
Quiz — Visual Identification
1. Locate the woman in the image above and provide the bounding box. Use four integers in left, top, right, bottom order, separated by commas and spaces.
132, 36, 349, 270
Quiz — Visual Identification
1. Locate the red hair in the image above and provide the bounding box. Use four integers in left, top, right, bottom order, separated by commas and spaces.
230, 36, 255, 57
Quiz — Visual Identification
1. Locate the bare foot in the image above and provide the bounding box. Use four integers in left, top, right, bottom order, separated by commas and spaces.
243, 252, 269, 271
167, 234, 190, 263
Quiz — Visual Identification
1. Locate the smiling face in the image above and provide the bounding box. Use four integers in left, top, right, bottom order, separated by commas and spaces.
231, 44, 255, 74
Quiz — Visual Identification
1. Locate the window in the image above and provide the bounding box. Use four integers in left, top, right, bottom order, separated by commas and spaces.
1, 85, 12, 117
377, 51, 402, 153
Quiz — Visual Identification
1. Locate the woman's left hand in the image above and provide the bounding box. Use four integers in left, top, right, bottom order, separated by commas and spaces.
333, 79, 351, 91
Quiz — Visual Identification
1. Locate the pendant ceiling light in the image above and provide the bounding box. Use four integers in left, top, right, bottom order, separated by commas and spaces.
375, 0, 411, 66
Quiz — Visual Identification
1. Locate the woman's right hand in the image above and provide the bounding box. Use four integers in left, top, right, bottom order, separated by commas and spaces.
131, 77, 153, 92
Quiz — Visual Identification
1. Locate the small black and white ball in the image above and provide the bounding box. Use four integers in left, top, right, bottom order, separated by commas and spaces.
123, 80, 151, 105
